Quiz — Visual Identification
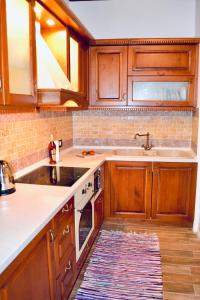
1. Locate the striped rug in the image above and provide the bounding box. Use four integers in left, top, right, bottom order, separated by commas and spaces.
75, 230, 163, 300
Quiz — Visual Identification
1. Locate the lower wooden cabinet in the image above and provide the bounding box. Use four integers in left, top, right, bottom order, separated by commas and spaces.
56, 250, 76, 300
110, 161, 152, 219
107, 161, 197, 225
151, 162, 197, 223
94, 191, 104, 230
0, 223, 56, 300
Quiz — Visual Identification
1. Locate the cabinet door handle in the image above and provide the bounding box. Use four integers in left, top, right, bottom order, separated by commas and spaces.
154, 169, 159, 175
157, 71, 165, 76
63, 225, 70, 236
65, 261, 72, 272
147, 168, 152, 175
49, 229, 55, 243
62, 204, 70, 213
121, 92, 127, 101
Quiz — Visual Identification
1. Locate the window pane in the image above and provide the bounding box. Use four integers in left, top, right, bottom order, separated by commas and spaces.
133, 82, 189, 101
6, 0, 31, 94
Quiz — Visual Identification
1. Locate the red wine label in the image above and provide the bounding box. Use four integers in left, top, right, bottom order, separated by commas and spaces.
51, 149, 56, 162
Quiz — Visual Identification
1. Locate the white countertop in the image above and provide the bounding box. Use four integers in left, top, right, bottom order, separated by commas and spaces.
0, 147, 197, 274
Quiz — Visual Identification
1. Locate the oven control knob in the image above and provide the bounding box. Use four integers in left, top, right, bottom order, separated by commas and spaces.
88, 182, 92, 187
82, 188, 86, 194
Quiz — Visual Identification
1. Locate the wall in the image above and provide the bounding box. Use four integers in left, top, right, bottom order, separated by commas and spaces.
196, 0, 200, 36
69, 0, 196, 39
0, 110, 73, 172
73, 110, 193, 148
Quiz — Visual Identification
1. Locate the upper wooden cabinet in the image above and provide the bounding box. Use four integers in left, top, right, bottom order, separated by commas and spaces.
128, 45, 197, 76
89, 41, 199, 109
35, 1, 89, 108
89, 46, 127, 106
127, 75, 195, 107
3, 0, 37, 106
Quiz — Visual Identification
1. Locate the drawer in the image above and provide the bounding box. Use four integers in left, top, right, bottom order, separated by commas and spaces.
56, 250, 76, 300
54, 197, 74, 230
54, 216, 75, 276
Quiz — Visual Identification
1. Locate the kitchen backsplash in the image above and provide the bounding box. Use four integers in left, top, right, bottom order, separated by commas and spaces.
73, 110, 193, 148
0, 109, 195, 172
0, 110, 73, 172
192, 108, 199, 153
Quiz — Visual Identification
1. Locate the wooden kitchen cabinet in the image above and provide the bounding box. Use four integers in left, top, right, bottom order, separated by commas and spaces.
56, 250, 76, 300
35, 1, 89, 108
94, 191, 104, 231
128, 45, 197, 76
89, 46, 128, 106
110, 161, 152, 219
151, 162, 197, 224
2, 0, 37, 106
0, 197, 76, 300
107, 161, 197, 225
53, 198, 75, 277
0, 223, 56, 300
127, 75, 195, 107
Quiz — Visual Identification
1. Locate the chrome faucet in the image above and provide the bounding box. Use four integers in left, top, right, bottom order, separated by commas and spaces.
134, 132, 153, 150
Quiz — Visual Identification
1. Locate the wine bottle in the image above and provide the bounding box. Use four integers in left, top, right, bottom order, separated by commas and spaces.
48, 134, 56, 164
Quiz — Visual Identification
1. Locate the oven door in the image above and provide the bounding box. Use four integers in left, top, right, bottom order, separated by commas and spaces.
75, 197, 94, 261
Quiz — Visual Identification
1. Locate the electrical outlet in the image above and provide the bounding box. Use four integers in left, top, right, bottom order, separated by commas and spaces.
58, 139, 63, 148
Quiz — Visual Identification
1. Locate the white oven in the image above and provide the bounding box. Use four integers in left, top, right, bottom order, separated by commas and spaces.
74, 174, 94, 261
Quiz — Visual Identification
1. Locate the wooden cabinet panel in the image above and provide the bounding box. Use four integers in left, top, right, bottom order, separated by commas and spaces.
128, 76, 195, 107
4, 0, 37, 106
128, 45, 197, 76
54, 216, 75, 276
89, 46, 127, 106
53, 197, 75, 276
94, 191, 104, 231
152, 162, 197, 224
110, 161, 152, 218
56, 250, 76, 300
107, 161, 197, 225
0, 224, 55, 300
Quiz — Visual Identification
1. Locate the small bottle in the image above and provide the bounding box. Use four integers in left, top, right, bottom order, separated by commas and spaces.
48, 134, 56, 164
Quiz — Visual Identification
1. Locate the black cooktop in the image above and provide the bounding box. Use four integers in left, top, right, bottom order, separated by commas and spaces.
15, 166, 89, 187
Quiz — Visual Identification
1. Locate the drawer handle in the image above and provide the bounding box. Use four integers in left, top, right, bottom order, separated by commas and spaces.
63, 225, 70, 236
65, 261, 72, 272
62, 204, 71, 213
49, 229, 55, 242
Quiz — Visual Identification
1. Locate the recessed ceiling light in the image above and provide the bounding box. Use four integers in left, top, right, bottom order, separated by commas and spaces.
46, 19, 55, 26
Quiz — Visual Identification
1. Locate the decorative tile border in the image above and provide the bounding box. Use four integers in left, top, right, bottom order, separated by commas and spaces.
73, 138, 190, 148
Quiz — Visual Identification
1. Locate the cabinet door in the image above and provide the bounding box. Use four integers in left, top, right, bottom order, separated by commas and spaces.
0, 226, 55, 300
128, 76, 195, 107
110, 161, 152, 218
56, 250, 76, 300
152, 162, 197, 224
0, 5, 3, 105
89, 46, 127, 106
94, 191, 104, 231
128, 45, 197, 76
54, 216, 75, 276
4, 0, 36, 106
